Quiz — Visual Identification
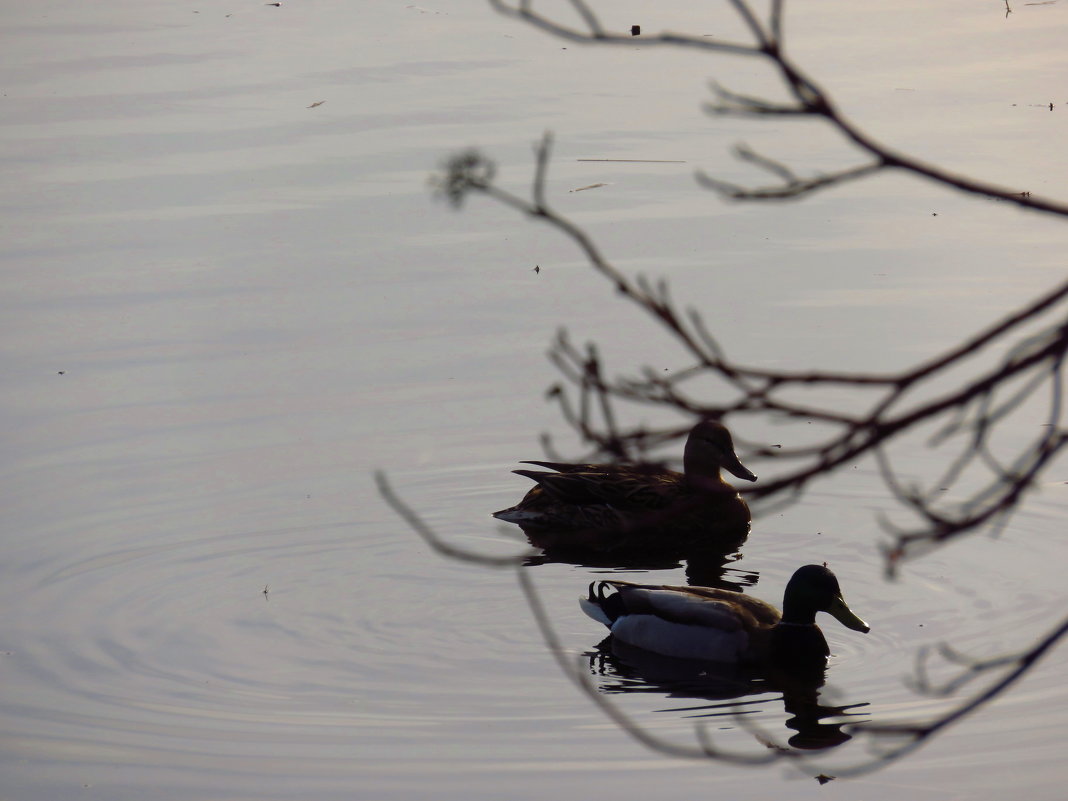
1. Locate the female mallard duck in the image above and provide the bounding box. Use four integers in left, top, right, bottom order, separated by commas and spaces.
492, 419, 756, 550
580, 564, 869, 666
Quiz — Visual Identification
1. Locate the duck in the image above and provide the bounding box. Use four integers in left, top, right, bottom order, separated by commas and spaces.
579, 564, 870, 667
492, 419, 757, 551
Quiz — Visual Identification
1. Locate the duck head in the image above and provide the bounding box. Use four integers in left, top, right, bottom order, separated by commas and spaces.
682, 419, 758, 486
782, 564, 869, 633
771, 564, 869, 670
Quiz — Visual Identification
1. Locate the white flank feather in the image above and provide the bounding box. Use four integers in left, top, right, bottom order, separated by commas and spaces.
610, 615, 748, 662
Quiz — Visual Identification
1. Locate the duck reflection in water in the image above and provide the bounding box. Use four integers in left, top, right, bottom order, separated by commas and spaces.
493, 420, 756, 556
524, 548, 760, 594
581, 565, 871, 751
590, 639, 869, 751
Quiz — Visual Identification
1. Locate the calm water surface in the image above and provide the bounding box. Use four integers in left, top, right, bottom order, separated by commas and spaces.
2, 2, 1066, 799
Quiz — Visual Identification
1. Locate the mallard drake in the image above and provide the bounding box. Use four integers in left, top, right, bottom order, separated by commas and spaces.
492, 419, 757, 549
580, 564, 869, 666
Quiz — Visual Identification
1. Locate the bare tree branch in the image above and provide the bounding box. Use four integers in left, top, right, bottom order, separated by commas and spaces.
374, 471, 534, 567
489, 0, 1068, 215
433, 138, 1068, 566
406, 0, 1068, 777
834, 614, 1068, 775
377, 472, 1068, 776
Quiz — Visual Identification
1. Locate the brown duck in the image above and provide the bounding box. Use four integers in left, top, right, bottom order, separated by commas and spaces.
492, 419, 757, 551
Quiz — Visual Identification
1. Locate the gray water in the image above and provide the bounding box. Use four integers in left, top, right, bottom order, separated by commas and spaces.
3, 1, 1067, 799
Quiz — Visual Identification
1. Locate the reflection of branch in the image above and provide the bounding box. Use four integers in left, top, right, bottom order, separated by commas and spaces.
488, 0, 1068, 215
376, 475, 1068, 775
433, 140, 1068, 567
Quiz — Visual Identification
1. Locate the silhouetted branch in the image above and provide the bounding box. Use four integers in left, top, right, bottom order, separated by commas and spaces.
833, 613, 1068, 775
434, 138, 1068, 567
517, 567, 795, 765
696, 155, 883, 200
374, 471, 533, 567
488, 0, 1068, 215
377, 472, 1067, 775
377, 470, 804, 764
409, 0, 1068, 778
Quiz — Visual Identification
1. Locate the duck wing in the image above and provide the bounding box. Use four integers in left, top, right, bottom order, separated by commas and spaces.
513, 469, 681, 509
622, 587, 748, 631
520, 460, 670, 476
519, 460, 610, 474
594, 581, 780, 628
583, 580, 768, 662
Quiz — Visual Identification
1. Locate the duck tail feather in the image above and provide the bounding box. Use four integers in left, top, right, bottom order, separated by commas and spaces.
512, 469, 554, 482
579, 581, 616, 627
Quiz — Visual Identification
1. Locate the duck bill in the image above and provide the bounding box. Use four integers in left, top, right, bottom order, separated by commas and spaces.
826, 595, 870, 633
722, 453, 757, 483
